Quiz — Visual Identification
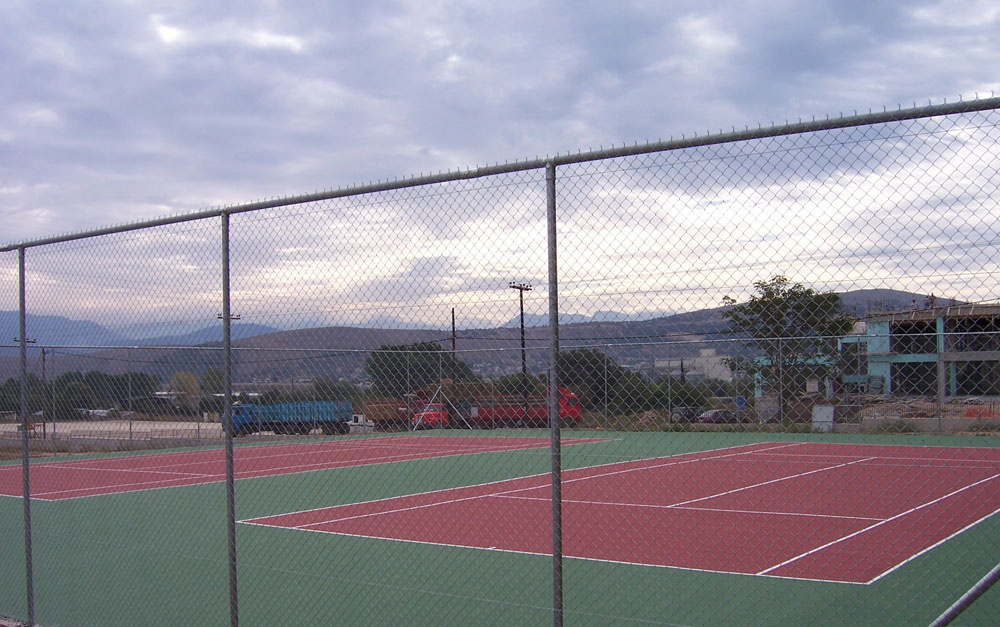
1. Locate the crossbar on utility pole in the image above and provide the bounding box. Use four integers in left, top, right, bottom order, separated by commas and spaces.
510, 282, 532, 372
510, 281, 532, 423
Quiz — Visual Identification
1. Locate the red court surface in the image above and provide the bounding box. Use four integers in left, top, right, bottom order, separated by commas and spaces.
243, 441, 1000, 584
0, 435, 603, 501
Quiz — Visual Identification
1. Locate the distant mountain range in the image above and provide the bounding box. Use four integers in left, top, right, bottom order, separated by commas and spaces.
502, 310, 678, 328
0, 289, 964, 383
0, 311, 279, 348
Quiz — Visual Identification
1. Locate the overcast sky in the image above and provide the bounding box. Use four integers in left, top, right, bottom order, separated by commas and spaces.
3, 0, 998, 243
2, 1, 1000, 333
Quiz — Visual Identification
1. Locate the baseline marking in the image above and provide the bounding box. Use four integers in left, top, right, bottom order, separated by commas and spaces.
756, 471, 1000, 576
244, 442, 1000, 585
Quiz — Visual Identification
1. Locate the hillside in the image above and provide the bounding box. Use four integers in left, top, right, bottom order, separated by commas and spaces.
0, 289, 961, 383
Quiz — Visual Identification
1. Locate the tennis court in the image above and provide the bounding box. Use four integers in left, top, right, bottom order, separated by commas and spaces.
243, 440, 1000, 585
2, 432, 999, 625
0, 435, 606, 500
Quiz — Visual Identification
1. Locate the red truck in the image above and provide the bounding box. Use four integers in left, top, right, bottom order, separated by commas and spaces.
411, 387, 582, 429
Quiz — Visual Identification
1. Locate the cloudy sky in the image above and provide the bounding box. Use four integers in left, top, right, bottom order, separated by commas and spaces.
3, 0, 998, 243
2, 0, 1000, 334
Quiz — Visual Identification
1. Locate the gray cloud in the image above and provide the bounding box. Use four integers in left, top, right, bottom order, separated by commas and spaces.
4, 1, 999, 244
2, 1, 1000, 335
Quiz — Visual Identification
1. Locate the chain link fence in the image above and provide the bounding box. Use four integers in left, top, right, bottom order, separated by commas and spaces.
3, 98, 1000, 625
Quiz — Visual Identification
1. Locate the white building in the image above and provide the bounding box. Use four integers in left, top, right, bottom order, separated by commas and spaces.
655, 348, 732, 382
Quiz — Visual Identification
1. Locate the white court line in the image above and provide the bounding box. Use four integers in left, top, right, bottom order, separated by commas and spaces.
867, 503, 1000, 584
751, 444, 1000, 467
241, 441, 1000, 585
195, 437, 579, 474
34, 473, 225, 498
233, 441, 569, 479
251, 442, 797, 528
298, 482, 541, 528
666, 457, 876, 508
756, 471, 1000, 576
17, 435, 604, 502
459, 452, 876, 521
17, 434, 565, 475
241, 441, 777, 523
29, 463, 215, 478
508, 442, 804, 496
493, 494, 885, 522
714, 456, 1000, 472
238, 517, 873, 586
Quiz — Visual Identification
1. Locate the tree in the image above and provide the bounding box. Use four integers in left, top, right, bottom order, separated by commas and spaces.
56, 381, 97, 420
83, 371, 118, 406
0, 374, 49, 416
170, 371, 200, 414
200, 368, 225, 395
364, 342, 478, 398
495, 373, 544, 396
556, 348, 636, 410
722, 276, 853, 400
119, 372, 160, 404
648, 378, 712, 414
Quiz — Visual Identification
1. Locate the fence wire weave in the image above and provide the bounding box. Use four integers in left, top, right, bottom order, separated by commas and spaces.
2, 100, 1000, 626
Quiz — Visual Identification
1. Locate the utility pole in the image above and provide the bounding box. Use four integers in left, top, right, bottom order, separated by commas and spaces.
510, 282, 533, 424
40, 348, 46, 425
50, 349, 57, 441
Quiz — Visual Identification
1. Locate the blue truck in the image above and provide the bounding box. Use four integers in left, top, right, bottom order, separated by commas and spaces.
230, 400, 354, 436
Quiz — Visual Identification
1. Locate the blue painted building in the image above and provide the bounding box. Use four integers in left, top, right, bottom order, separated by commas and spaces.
839, 304, 1000, 397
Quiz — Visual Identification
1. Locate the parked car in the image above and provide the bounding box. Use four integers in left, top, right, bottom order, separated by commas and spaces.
670, 406, 702, 422
696, 409, 740, 424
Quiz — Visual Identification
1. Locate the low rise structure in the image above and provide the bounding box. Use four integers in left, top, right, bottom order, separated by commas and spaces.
840, 304, 1000, 398
655, 348, 732, 382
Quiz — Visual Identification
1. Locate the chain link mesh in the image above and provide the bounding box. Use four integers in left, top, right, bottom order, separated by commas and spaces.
2, 105, 1000, 625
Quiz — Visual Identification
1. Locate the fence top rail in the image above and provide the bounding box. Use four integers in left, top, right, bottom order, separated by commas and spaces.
4, 95, 999, 253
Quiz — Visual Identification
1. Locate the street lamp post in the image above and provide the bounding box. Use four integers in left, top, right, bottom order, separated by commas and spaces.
510, 282, 532, 424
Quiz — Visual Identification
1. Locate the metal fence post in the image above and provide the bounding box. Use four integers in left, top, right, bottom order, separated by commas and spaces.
50, 348, 56, 444
545, 160, 563, 627
127, 347, 134, 448
778, 337, 785, 424
18, 246, 35, 626
221, 213, 239, 627
936, 320, 946, 434
406, 352, 412, 431
603, 352, 608, 430
669, 353, 676, 418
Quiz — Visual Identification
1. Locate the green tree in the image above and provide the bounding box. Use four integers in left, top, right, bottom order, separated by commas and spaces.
722, 276, 853, 400
200, 367, 225, 395
495, 373, 544, 396
118, 372, 160, 404
556, 349, 636, 410
648, 378, 712, 414
83, 371, 118, 406
170, 371, 200, 414
56, 381, 98, 420
364, 342, 478, 398
0, 374, 49, 416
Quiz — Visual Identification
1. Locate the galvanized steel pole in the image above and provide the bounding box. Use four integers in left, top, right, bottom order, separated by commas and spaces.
545, 161, 563, 626
931, 561, 1000, 626
221, 213, 239, 627
18, 247, 35, 626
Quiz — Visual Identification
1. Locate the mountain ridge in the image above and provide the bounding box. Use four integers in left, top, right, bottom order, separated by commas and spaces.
0, 288, 961, 383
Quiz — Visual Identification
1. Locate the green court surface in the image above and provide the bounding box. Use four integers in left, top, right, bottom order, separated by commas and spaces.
1, 430, 998, 625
